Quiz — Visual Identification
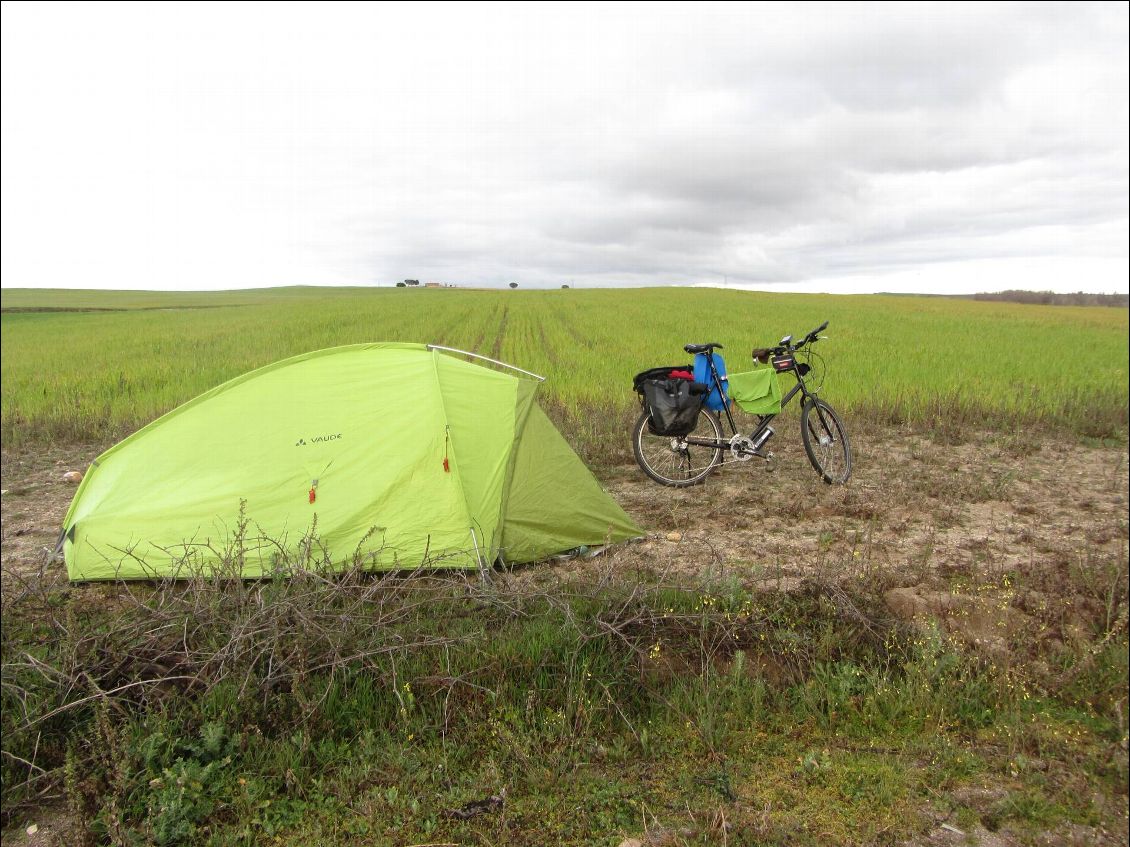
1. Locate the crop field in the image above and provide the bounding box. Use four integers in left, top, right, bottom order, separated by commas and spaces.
2, 286, 1126, 452
1, 286, 1127, 847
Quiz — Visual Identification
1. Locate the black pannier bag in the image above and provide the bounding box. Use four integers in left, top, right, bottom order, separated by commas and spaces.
641, 378, 708, 437
632, 365, 690, 394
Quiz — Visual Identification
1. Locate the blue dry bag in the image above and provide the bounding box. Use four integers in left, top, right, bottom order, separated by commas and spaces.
693, 352, 729, 411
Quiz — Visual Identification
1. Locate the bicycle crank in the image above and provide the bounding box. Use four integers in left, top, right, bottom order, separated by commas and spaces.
729, 434, 757, 462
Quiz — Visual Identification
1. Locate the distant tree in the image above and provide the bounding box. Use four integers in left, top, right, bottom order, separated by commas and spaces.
970, 289, 1128, 307
561, 284, 569, 289
509, 282, 518, 289
404, 279, 420, 287
396, 282, 406, 287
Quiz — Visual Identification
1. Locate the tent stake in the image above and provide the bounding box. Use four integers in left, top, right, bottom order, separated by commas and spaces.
469, 527, 490, 586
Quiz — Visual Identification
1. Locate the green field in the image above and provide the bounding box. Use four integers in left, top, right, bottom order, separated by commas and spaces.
2, 286, 1127, 452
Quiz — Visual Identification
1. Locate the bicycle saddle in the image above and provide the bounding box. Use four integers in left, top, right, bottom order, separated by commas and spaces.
683, 342, 724, 354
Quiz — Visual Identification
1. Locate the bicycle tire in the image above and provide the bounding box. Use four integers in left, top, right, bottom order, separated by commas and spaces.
632, 408, 725, 487
800, 398, 852, 484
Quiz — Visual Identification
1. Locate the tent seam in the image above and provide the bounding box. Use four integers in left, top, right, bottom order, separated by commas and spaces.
494, 382, 538, 565
429, 350, 478, 564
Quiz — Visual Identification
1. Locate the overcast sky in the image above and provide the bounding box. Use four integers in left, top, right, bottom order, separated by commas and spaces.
2, 2, 1127, 294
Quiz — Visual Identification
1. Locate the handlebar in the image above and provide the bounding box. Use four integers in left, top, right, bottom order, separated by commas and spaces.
752, 320, 829, 361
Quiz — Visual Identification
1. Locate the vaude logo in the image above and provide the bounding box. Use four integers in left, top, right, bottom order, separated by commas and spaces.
295, 434, 343, 447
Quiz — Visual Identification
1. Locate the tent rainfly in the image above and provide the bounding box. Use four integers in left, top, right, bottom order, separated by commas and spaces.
62, 343, 641, 580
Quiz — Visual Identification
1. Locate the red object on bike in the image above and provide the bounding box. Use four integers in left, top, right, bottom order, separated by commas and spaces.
443, 457, 450, 473
669, 370, 693, 380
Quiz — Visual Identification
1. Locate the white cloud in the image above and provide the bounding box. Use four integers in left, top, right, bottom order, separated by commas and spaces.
2, 1, 1126, 293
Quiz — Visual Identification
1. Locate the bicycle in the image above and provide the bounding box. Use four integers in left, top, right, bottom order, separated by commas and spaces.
631, 321, 852, 487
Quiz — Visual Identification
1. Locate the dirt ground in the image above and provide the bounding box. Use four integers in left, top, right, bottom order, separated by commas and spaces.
601, 425, 1129, 591
2, 427, 1127, 592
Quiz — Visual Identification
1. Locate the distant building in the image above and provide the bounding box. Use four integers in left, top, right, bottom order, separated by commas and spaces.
424, 282, 442, 288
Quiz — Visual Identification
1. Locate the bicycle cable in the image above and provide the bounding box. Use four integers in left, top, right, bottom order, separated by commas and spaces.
803, 347, 827, 393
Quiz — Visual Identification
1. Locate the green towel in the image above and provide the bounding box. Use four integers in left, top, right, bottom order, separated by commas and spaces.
728, 368, 782, 415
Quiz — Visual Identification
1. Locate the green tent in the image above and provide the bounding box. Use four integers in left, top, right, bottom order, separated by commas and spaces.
62, 343, 641, 580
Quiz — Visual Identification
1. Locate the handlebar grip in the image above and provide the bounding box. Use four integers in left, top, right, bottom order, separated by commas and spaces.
799, 321, 829, 346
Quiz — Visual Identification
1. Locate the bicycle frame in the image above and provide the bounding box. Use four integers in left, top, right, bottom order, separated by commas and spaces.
682, 355, 813, 451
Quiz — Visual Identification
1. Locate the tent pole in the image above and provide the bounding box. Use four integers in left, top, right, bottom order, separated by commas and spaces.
427, 345, 546, 382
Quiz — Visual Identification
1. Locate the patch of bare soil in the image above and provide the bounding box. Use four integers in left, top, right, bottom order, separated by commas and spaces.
553, 426, 1126, 592
1, 444, 94, 585
516, 425, 1129, 667
903, 821, 1127, 847
1, 805, 81, 847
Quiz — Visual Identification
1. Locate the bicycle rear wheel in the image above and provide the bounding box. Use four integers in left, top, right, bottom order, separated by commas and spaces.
800, 398, 852, 484
632, 409, 725, 487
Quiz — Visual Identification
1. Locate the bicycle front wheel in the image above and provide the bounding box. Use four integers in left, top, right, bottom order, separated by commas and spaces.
800, 398, 852, 484
632, 409, 725, 487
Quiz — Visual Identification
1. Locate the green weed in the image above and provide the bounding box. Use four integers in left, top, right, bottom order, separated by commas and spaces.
2, 560, 1125, 845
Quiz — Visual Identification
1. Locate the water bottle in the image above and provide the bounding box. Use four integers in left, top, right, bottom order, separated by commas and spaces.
751, 426, 775, 453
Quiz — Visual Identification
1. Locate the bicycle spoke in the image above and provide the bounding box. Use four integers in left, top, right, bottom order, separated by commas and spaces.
633, 410, 725, 486
801, 398, 851, 484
